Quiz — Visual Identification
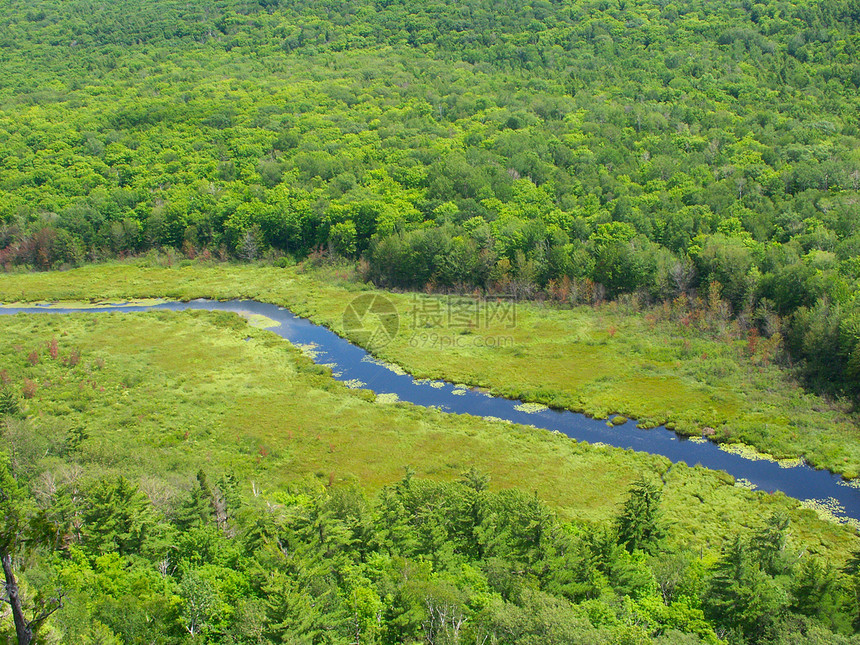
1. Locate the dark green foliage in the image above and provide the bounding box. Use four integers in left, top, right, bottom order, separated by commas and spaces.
705, 536, 790, 642
750, 513, 792, 577
792, 558, 850, 631
0, 387, 20, 418
0, 451, 25, 554
81, 477, 153, 556
616, 477, 666, 555
62, 426, 87, 455
174, 469, 216, 531
4, 456, 860, 643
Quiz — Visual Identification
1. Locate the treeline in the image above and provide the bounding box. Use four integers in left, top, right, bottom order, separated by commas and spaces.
361, 206, 860, 394
4, 447, 860, 644
1, 0, 860, 393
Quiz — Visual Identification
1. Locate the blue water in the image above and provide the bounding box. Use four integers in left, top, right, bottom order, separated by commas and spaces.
3, 298, 859, 524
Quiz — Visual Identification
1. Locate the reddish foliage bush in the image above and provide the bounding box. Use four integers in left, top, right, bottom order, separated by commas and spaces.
22, 379, 37, 399
182, 240, 197, 259
747, 328, 759, 356
16, 227, 59, 269
48, 337, 59, 360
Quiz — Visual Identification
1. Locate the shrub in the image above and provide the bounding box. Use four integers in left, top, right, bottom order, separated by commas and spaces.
22, 379, 37, 399
65, 349, 82, 367
48, 337, 59, 360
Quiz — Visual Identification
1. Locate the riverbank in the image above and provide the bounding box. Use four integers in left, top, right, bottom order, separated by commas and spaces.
2, 260, 859, 477
1, 304, 858, 562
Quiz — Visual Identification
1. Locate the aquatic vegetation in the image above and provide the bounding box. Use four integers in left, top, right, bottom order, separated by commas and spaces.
295, 342, 320, 360
361, 355, 408, 376
238, 312, 281, 329
374, 392, 400, 404
717, 442, 805, 469
800, 497, 860, 530
734, 478, 758, 491
514, 402, 549, 414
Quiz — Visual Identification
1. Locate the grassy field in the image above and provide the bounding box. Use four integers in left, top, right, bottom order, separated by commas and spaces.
1, 305, 858, 563
1, 260, 860, 479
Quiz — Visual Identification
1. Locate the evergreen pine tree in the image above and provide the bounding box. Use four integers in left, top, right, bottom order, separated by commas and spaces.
0, 386, 20, 418
615, 477, 665, 554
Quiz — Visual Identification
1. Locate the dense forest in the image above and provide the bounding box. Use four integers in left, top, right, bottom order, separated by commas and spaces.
5, 454, 860, 645
1, 0, 860, 393
3, 0, 860, 641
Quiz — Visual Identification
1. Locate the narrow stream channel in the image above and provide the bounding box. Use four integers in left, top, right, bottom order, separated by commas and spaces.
3, 298, 860, 525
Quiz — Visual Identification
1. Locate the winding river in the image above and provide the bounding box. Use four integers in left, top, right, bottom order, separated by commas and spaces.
3, 298, 860, 525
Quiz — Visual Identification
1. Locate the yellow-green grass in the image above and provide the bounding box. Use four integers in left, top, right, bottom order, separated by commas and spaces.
1, 308, 857, 561
1, 261, 859, 477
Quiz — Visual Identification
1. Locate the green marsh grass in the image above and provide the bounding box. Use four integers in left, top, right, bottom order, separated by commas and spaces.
1, 261, 860, 477
0, 303, 857, 561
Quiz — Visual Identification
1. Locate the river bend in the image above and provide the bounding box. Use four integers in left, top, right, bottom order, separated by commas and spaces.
3, 298, 859, 525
